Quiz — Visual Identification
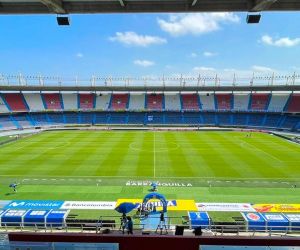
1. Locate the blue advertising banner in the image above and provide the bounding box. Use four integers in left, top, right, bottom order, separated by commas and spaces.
261, 213, 289, 231
4, 200, 64, 210
188, 212, 210, 229
242, 212, 266, 231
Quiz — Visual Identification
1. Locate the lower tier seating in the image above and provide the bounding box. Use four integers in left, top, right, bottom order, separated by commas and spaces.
0, 112, 299, 132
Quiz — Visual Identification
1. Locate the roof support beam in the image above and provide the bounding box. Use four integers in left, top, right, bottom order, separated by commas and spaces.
39, 0, 66, 14
191, 0, 198, 7
119, 0, 125, 7
251, 0, 278, 12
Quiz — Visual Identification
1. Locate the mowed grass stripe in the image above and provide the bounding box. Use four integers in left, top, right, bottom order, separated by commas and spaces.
135, 132, 153, 177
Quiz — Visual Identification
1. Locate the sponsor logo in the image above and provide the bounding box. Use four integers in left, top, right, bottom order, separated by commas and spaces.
125, 180, 192, 187
196, 203, 255, 212
247, 213, 261, 221
61, 201, 117, 210
285, 214, 300, 222
253, 204, 300, 213
117, 199, 197, 211
264, 214, 285, 221
4, 200, 64, 210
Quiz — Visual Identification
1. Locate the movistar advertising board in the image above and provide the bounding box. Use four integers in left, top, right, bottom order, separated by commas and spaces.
4, 200, 64, 210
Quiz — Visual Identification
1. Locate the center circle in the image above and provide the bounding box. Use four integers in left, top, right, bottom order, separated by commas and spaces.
129, 141, 179, 152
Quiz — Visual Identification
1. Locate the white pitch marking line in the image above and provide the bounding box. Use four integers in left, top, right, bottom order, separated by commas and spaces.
153, 131, 156, 178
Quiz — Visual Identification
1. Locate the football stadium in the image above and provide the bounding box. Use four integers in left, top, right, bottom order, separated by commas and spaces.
1, 1, 300, 250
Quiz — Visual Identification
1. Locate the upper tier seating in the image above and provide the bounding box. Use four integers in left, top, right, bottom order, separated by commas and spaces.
233, 94, 250, 111
2, 93, 28, 111
95, 93, 111, 110
164, 94, 181, 111
79, 94, 94, 110
181, 94, 199, 110
199, 94, 215, 110
0, 96, 10, 113
250, 94, 269, 111
110, 94, 129, 110
23, 93, 44, 111
287, 94, 300, 112
43, 93, 62, 110
215, 94, 232, 110
128, 94, 145, 110
61, 93, 77, 110
146, 94, 163, 110
268, 94, 289, 112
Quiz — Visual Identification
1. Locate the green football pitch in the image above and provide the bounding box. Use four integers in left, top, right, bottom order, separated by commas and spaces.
0, 130, 299, 204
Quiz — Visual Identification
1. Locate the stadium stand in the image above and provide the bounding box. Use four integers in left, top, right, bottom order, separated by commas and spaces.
215, 94, 232, 110
95, 93, 111, 110
128, 93, 145, 110
110, 94, 129, 110
268, 94, 290, 112
61, 93, 77, 110
234, 94, 250, 111
250, 93, 270, 111
286, 94, 300, 112
23, 93, 44, 111
181, 94, 200, 110
0, 91, 299, 131
2, 93, 28, 112
146, 94, 164, 110
0, 95, 10, 113
164, 93, 181, 111
0, 115, 17, 130
42, 93, 63, 110
79, 93, 94, 110
199, 94, 215, 110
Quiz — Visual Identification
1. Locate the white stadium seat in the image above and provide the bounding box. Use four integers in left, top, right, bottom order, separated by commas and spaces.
164, 93, 181, 111
128, 94, 145, 110
23, 93, 45, 111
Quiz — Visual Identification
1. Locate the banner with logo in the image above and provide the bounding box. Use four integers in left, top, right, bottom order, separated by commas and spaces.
196, 203, 255, 212
253, 204, 300, 213
61, 201, 116, 210
116, 199, 197, 211
4, 200, 64, 210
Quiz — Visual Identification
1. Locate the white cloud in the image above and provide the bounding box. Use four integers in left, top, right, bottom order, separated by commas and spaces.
109, 31, 167, 47
157, 13, 240, 36
193, 66, 216, 71
261, 35, 300, 47
190, 52, 198, 58
134, 60, 155, 67
76, 53, 83, 58
203, 51, 218, 57
252, 65, 275, 72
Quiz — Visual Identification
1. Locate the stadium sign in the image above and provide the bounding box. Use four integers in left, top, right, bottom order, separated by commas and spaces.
5, 200, 64, 210
125, 180, 192, 187
196, 203, 255, 212
60, 201, 116, 210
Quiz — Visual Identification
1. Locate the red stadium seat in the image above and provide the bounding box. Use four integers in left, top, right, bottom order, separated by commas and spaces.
3, 93, 28, 111
147, 94, 163, 110
181, 94, 200, 110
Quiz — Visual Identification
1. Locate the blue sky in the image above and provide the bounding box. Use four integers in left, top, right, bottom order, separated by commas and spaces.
0, 12, 300, 78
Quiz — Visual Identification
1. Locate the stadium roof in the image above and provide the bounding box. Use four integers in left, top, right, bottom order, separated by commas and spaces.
0, 0, 300, 14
